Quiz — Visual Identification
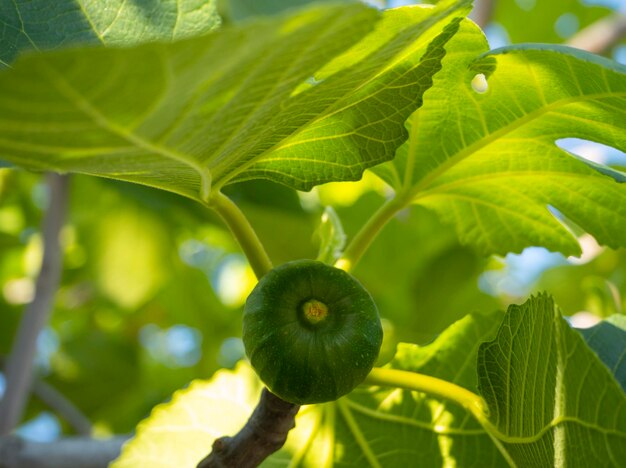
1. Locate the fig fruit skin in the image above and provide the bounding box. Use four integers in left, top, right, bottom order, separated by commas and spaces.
243, 259, 383, 405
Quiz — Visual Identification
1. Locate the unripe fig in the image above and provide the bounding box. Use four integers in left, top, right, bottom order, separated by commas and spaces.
243, 260, 382, 404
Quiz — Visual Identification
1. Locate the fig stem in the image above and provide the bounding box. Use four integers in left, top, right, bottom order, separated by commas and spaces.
364, 367, 487, 416
364, 368, 517, 467
209, 191, 273, 279
335, 195, 406, 273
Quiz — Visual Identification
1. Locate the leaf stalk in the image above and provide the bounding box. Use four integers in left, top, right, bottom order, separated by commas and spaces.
209, 191, 273, 279
335, 195, 406, 272
364, 367, 487, 416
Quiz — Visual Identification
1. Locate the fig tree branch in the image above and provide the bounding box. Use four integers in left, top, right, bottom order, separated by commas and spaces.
196, 389, 299, 468
468, 0, 495, 29
0, 435, 127, 468
567, 13, 626, 55
31, 380, 92, 436
0, 174, 69, 435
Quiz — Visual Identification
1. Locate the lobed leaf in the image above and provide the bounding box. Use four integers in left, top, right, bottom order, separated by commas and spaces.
478, 294, 626, 466
376, 20, 626, 256
111, 362, 262, 468
0, 1, 472, 203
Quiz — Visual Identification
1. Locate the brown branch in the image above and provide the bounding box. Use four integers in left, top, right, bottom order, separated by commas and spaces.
468, 0, 496, 29
31, 380, 92, 436
567, 13, 626, 54
0, 174, 69, 435
197, 389, 299, 468
0, 435, 127, 468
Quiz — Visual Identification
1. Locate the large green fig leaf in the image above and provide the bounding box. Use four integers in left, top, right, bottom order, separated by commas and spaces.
478, 294, 626, 466
0, 0, 220, 67
0, 1, 471, 202
111, 362, 262, 468
375, 19, 626, 256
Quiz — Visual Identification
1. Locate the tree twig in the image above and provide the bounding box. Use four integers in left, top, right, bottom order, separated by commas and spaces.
31, 380, 92, 436
567, 13, 626, 55
196, 389, 299, 468
0, 435, 127, 468
0, 174, 69, 435
468, 0, 495, 29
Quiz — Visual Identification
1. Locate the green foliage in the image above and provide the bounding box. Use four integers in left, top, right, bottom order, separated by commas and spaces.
113, 310, 505, 467
111, 362, 262, 468
116, 294, 626, 466
0, 1, 471, 200
534, 247, 626, 317
0, 0, 220, 67
1, 1, 625, 466
376, 19, 626, 256
579, 315, 626, 391
478, 294, 626, 465
492, 0, 609, 44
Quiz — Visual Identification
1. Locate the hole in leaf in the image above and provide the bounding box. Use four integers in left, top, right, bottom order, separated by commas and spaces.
478, 247, 567, 298
567, 312, 601, 329
547, 205, 605, 263
471, 73, 488, 94
613, 44, 626, 65
483, 22, 511, 49
556, 138, 626, 167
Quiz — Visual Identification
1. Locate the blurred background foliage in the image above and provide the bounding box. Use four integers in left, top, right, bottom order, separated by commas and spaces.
1, 0, 625, 442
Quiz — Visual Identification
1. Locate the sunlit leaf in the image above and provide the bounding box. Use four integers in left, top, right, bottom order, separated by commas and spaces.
109, 293, 626, 467
111, 362, 262, 468
478, 294, 626, 465
376, 19, 626, 256
0, 1, 471, 201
